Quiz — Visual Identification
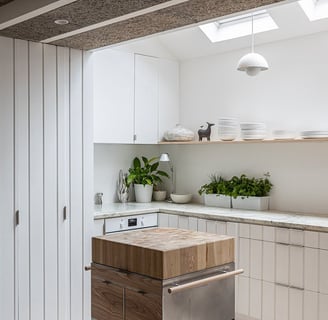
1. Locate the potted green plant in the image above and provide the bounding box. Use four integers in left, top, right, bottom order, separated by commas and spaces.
230, 173, 273, 211
198, 174, 232, 208
127, 156, 169, 203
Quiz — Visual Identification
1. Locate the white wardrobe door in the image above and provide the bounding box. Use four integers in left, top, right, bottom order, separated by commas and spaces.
0, 36, 15, 320
29, 41, 44, 320
14, 39, 30, 320
57, 46, 70, 320
83, 50, 93, 320
43, 44, 58, 320
70, 48, 84, 320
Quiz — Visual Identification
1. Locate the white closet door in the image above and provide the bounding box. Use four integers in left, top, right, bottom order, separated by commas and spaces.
43, 44, 58, 320
0, 36, 15, 320
134, 54, 158, 144
83, 50, 93, 320
70, 48, 84, 320
57, 46, 70, 320
14, 39, 30, 320
29, 41, 44, 320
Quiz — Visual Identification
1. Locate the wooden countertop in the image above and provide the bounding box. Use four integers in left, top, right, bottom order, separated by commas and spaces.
92, 227, 234, 279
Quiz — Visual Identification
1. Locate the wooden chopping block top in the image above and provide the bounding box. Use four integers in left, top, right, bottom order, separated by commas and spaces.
92, 227, 234, 279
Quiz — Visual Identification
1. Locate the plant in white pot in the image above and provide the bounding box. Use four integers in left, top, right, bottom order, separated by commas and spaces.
127, 156, 169, 203
230, 173, 273, 211
198, 174, 232, 208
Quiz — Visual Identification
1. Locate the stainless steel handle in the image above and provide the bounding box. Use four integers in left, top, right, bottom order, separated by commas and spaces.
168, 268, 244, 295
84, 266, 91, 271
63, 206, 67, 220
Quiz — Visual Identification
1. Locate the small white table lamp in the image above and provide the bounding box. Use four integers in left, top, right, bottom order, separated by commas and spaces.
159, 153, 175, 200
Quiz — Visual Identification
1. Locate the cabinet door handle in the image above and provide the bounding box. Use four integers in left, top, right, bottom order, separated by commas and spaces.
15, 210, 20, 226
63, 206, 67, 220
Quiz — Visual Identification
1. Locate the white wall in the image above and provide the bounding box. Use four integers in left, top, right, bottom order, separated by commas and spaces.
173, 30, 328, 215
94, 31, 328, 215
94, 144, 160, 204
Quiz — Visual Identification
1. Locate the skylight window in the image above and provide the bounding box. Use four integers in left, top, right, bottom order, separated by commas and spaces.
199, 10, 278, 43
299, 0, 328, 21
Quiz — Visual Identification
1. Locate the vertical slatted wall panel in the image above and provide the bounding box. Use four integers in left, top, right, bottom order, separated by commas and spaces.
43, 44, 58, 320
82, 50, 93, 320
0, 37, 92, 320
14, 39, 30, 320
29, 41, 44, 320
57, 46, 70, 320
69, 48, 84, 320
0, 35, 15, 320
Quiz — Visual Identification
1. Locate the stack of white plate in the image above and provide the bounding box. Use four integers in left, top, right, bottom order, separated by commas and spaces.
240, 122, 266, 140
218, 118, 239, 141
300, 130, 328, 139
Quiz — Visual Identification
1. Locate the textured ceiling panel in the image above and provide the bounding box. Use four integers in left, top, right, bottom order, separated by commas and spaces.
0, 0, 169, 41
0, 0, 14, 6
51, 0, 286, 50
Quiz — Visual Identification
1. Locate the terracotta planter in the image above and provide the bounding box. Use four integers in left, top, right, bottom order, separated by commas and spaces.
204, 194, 231, 208
231, 196, 270, 211
134, 184, 153, 203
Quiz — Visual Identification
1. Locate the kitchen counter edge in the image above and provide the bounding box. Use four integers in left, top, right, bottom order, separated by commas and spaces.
94, 202, 328, 232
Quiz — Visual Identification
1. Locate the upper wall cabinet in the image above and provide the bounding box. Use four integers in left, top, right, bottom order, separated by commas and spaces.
93, 49, 135, 143
93, 50, 179, 144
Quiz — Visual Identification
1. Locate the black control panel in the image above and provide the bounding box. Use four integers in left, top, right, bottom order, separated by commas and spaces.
128, 218, 138, 227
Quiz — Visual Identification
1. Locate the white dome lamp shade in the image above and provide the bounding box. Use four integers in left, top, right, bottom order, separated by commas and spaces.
237, 15, 269, 76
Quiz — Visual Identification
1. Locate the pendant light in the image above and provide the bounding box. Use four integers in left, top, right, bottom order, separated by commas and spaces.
237, 15, 269, 76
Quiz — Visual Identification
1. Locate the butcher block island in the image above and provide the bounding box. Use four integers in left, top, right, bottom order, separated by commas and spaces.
91, 228, 240, 320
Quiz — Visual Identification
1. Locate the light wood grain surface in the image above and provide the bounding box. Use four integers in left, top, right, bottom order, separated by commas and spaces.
92, 228, 234, 279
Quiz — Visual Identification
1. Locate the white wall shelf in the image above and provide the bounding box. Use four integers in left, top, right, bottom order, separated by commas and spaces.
158, 138, 328, 145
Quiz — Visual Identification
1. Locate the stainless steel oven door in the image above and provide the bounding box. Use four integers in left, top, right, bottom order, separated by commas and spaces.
163, 263, 241, 320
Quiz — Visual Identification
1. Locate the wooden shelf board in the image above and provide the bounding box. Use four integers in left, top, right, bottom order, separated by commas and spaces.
158, 138, 328, 145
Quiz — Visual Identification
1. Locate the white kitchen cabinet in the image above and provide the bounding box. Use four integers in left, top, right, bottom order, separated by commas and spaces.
237, 276, 250, 317
249, 278, 262, 320
158, 58, 179, 141
250, 239, 262, 280
289, 288, 303, 320
158, 213, 169, 227
276, 243, 289, 285
304, 290, 318, 320
275, 284, 289, 320
197, 218, 207, 232
93, 49, 134, 143
319, 293, 328, 320
239, 238, 250, 277
178, 215, 189, 229
262, 281, 275, 320
304, 248, 319, 292
206, 220, 217, 234
0, 38, 92, 320
289, 245, 304, 289
188, 217, 198, 231
168, 213, 179, 228
93, 50, 179, 144
134, 54, 158, 144
262, 241, 275, 283
319, 249, 328, 294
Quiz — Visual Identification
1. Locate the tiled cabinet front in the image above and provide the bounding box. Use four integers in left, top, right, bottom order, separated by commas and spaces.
158, 213, 328, 320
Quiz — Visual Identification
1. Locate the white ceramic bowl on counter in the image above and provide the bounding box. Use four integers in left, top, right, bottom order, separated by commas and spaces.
170, 193, 193, 204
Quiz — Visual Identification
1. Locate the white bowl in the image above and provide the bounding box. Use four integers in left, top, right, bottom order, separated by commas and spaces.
170, 193, 192, 204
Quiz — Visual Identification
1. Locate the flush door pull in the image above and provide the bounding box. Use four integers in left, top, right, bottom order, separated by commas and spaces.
63, 206, 67, 220
15, 210, 20, 226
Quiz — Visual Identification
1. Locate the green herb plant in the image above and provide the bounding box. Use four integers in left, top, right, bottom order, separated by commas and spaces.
229, 173, 273, 199
127, 156, 169, 186
198, 174, 232, 196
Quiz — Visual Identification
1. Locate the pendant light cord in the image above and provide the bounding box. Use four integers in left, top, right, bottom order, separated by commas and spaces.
251, 15, 254, 53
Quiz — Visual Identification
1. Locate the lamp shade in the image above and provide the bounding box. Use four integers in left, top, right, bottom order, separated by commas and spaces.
159, 153, 170, 162
237, 52, 269, 76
